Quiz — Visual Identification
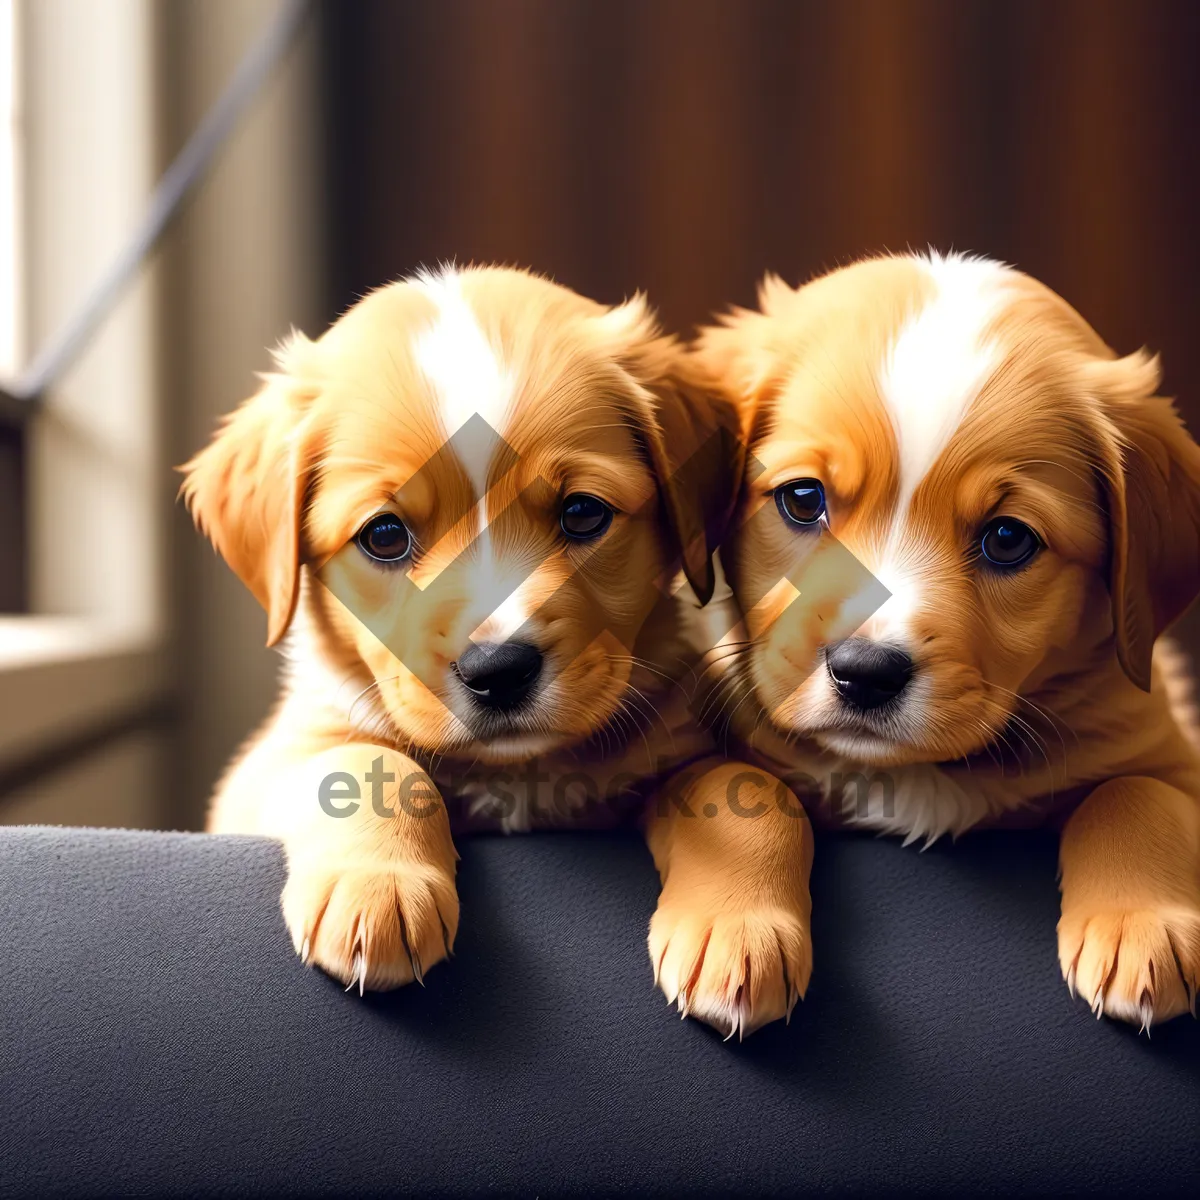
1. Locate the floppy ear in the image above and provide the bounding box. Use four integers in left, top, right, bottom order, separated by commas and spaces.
689, 273, 793, 445
595, 296, 744, 604
1089, 349, 1200, 690
180, 335, 321, 646
639, 352, 745, 604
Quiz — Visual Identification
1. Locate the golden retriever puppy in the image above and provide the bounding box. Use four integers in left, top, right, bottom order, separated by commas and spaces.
693, 251, 1200, 1030
183, 266, 812, 1032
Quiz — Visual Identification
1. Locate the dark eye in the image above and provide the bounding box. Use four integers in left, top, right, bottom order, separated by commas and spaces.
357, 514, 412, 563
560, 493, 613, 540
979, 517, 1040, 569
776, 479, 827, 527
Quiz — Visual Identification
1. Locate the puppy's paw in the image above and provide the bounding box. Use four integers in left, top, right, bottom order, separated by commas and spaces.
649, 900, 811, 1039
1058, 907, 1200, 1030
281, 858, 459, 992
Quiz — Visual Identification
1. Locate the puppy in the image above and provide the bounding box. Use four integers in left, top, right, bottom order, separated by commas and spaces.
183, 265, 811, 1031
693, 251, 1200, 1030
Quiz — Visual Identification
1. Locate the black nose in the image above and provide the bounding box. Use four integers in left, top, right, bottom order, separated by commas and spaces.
452, 641, 543, 711
825, 638, 914, 711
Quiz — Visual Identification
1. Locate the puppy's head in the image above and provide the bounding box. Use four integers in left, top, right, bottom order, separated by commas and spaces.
183, 267, 737, 763
697, 252, 1200, 767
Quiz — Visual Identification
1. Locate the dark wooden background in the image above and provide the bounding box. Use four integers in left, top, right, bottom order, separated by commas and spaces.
320, 0, 1200, 640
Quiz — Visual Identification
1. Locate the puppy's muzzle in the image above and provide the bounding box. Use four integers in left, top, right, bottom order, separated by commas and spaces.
452, 641, 543, 711
826, 638, 914, 711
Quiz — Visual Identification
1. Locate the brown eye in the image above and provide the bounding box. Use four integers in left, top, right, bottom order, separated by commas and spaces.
776, 479, 826, 527
357, 514, 412, 563
560, 494, 613, 540
979, 517, 1040, 569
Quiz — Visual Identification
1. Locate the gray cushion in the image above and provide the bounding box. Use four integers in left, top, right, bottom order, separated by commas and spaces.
0, 825, 1197, 1196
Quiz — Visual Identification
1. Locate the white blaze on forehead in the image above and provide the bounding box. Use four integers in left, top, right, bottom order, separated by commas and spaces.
859, 253, 1011, 647
411, 266, 514, 496
879, 252, 1010, 522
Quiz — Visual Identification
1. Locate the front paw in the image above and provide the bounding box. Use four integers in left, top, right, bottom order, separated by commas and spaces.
1058, 907, 1200, 1030
648, 899, 811, 1039
281, 858, 459, 992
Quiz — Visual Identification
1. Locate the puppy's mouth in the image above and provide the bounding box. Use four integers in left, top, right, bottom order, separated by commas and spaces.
807, 703, 920, 764
799, 684, 1013, 769
428, 695, 570, 765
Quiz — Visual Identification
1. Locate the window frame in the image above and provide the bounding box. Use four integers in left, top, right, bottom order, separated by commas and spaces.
1, 0, 24, 611
0, 0, 169, 782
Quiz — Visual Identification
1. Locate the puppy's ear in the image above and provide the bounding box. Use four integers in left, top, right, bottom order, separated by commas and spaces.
641, 351, 745, 605
689, 274, 792, 442
596, 296, 744, 604
180, 334, 322, 646
1090, 349, 1200, 690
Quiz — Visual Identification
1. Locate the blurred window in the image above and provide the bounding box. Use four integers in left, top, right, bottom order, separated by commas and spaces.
0, 0, 22, 614
1, 0, 18, 379
0, 0, 167, 809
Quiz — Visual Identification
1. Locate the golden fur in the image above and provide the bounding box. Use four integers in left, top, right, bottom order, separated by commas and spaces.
694, 252, 1200, 1030
184, 266, 810, 1036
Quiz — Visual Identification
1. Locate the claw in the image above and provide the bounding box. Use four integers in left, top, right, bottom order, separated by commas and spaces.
785, 988, 799, 1025
1138, 988, 1154, 1037
397, 915, 422, 985
300, 936, 310, 966
1065, 963, 1077, 1000
437, 908, 455, 960
729, 972, 749, 1044
344, 950, 364, 995
393, 890, 424, 985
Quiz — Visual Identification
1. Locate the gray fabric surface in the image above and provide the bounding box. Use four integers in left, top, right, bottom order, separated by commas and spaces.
0, 824, 1197, 1197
